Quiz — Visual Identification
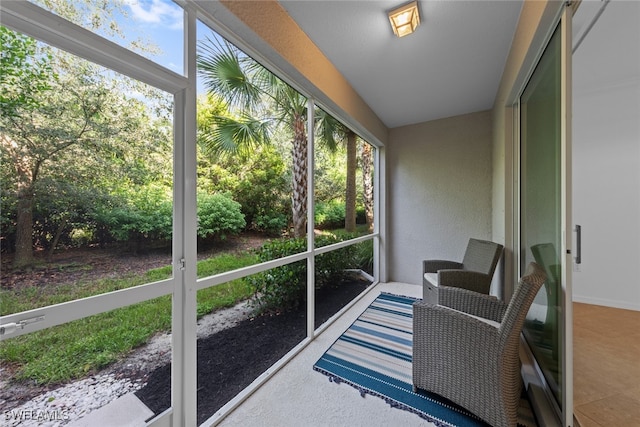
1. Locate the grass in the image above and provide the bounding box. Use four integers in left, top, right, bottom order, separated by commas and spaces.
1, 229, 372, 385
0, 252, 259, 385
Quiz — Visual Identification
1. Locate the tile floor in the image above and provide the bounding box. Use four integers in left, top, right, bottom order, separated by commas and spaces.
573, 302, 640, 426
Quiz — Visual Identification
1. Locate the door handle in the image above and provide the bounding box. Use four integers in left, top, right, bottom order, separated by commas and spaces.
574, 225, 582, 264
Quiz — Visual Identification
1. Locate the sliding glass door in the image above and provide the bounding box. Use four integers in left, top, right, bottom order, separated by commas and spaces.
518, 5, 572, 426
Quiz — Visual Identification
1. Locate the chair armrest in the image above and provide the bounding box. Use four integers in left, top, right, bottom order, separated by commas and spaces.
438, 286, 507, 323
437, 270, 492, 294
423, 260, 462, 273
413, 300, 500, 333
412, 301, 501, 376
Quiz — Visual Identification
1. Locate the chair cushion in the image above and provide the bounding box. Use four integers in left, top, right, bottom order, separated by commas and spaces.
441, 305, 501, 328
423, 273, 438, 286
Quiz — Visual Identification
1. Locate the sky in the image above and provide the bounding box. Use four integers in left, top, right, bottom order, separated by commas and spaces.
118, 0, 223, 93
28, 0, 227, 93
119, 0, 186, 74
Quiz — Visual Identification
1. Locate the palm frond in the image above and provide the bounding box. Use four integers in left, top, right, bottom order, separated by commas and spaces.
314, 108, 342, 152
198, 114, 270, 158
279, 84, 308, 116
197, 36, 261, 111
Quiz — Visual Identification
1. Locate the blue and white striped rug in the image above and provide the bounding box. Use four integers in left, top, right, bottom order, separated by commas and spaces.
313, 292, 537, 427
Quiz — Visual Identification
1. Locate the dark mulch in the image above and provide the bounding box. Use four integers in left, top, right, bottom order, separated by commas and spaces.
136, 278, 370, 425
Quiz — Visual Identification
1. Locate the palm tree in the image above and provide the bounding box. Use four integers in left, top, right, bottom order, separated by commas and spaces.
312, 109, 362, 233
197, 38, 338, 238
344, 130, 357, 232
361, 141, 374, 232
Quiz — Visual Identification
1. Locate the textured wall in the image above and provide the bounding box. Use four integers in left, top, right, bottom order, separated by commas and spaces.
387, 110, 493, 286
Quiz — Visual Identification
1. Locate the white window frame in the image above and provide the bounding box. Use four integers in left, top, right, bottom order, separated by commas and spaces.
0, 2, 385, 426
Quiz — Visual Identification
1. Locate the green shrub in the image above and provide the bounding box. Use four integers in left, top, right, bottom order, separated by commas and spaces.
93, 184, 172, 246
247, 238, 307, 312
314, 200, 345, 229
247, 234, 357, 312
69, 228, 93, 247
198, 145, 290, 234
253, 212, 288, 236
197, 192, 246, 240
353, 239, 374, 273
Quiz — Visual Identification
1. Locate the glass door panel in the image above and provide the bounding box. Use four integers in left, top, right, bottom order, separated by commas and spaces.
520, 24, 563, 405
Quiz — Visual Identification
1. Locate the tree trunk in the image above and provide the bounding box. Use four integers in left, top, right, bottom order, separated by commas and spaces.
14, 184, 35, 269
362, 142, 374, 233
291, 115, 308, 238
46, 218, 68, 261
345, 131, 357, 232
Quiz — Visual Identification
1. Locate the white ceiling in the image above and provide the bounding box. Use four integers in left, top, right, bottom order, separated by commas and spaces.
277, 0, 639, 130
279, 0, 524, 128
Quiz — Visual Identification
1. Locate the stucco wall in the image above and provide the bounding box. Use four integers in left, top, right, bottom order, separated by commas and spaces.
387, 110, 493, 286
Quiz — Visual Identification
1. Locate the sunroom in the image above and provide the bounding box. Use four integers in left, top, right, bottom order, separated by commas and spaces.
2, 1, 639, 426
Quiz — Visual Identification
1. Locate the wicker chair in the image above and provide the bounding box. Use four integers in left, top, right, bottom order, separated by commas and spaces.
423, 238, 504, 295
412, 262, 546, 427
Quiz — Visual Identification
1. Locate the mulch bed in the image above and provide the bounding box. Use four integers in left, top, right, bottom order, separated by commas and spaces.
135, 278, 370, 425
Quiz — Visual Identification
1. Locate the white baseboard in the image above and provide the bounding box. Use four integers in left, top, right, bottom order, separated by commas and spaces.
572, 295, 640, 311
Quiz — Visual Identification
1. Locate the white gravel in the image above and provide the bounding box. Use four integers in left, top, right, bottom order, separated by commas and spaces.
2, 300, 253, 426
2, 374, 143, 427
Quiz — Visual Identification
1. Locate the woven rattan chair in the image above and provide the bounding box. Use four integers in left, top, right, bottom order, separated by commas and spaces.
423, 238, 504, 295
412, 262, 546, 427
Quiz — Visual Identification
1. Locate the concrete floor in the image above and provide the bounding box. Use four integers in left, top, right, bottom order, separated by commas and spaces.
209, 281, 434, 427
70, 282, 640, 426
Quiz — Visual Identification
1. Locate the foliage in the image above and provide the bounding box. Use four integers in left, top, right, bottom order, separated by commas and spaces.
247, 234, 359, 312
197, 100, 291, 235
197, 38, 344, 237
0, 252, 258, 384
89, 189, 246, 247
197, 192, 246, 240
0, 26, 53, 117
315, 201, 367, 230
315, 200, 346, 230
1, 26, 366, 260
92, 184, 172, 249
29, 180, 113, 251
354, 239, 374, 273
1, 26, 172, 266
323, 227, 374, 272
0, 186, 17, 251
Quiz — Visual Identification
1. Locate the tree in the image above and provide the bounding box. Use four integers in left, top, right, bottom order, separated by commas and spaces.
1, 28, 172, 268
361, 141, 374, 232
344, 130, 357, 232
197, 93, 291, 235
314, 111, 358, 232
1, 27, 54, 267
197, 38, 340, 238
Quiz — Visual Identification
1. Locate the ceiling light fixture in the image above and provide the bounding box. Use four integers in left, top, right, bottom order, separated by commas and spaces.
388, 1, 421, 38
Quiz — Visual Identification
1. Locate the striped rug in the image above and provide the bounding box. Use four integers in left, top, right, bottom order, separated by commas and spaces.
313, 292, 536, 427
